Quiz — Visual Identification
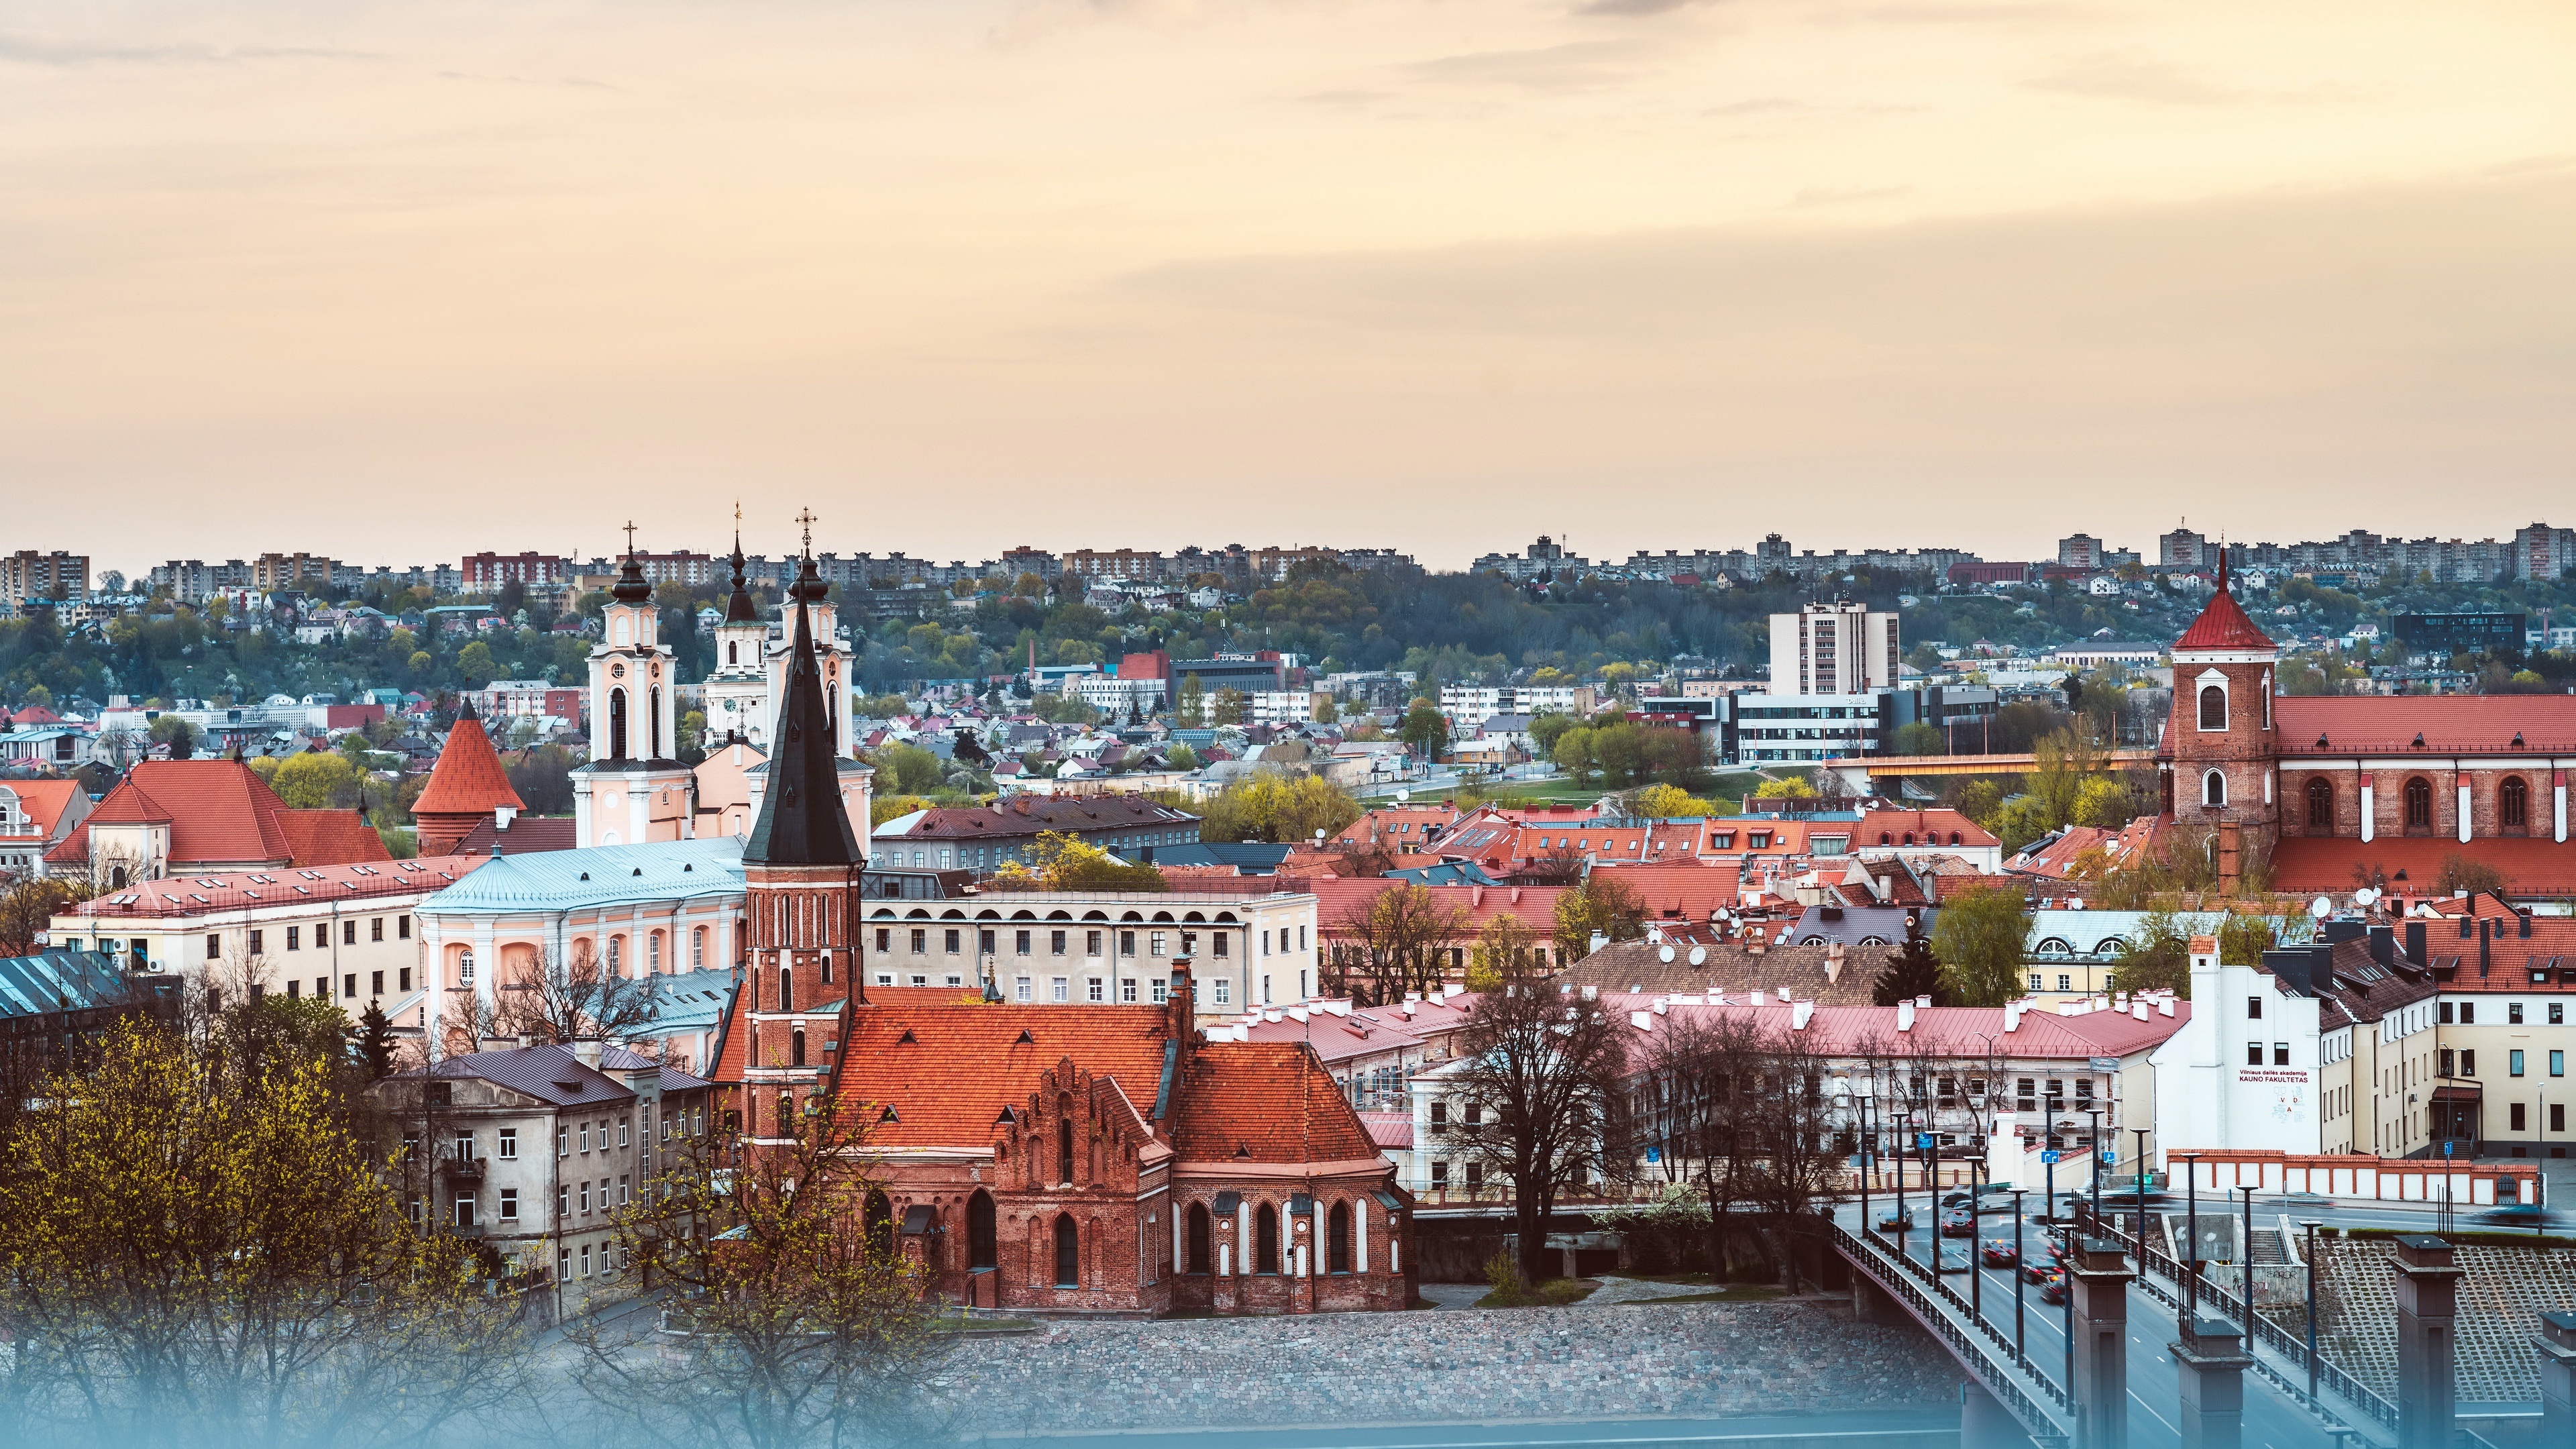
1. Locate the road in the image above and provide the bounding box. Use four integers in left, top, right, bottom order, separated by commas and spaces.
1852, 1203, 2358, 1449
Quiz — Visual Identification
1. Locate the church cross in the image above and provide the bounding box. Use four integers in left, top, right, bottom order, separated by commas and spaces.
623, 520, 638, 558
796, 508, 818, 558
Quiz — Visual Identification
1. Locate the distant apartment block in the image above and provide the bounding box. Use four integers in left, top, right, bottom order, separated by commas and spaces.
250, 552, 343, 592
1, 549, 90, 606
1438, 684, 1596, 727
462, 552, 570, 591
1770, 600, 1898, 696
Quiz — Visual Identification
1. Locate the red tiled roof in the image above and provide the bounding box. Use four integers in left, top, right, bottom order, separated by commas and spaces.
1358, 1112, 1413, 1151
2270, 836, 2576, 899
1853, 807, 1998, 851
827, 994, 1175, 1150
74, 856, 484, 917
276, 809, 394, 866
1172, 1041, 1382, 1164
54, 761, 294, 865
2173, 586, 2275, 653
1586, 861, 1741, 920
449, 815, 580, 857
1297, 876, 1566, 934
411, 713, 525, 816
0, 779, 85, 838
2273, 697, 2576, 754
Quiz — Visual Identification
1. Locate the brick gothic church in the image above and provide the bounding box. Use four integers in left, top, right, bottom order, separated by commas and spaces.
2159, 556, 2576, 896
711, 562, 1412, 1315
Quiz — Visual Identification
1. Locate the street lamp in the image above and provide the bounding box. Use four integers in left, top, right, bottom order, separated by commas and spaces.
2008, 1186, 2029, 1369
2177, 1152, 2202, 1319
2131, 1126, 2153, 1244
2237, 1184, 2259, 1333
2299, 1217, 2324, 1399
2085, 1106, 2104, 1225
2042, 1091, 2057, 1224
1890, 1104, 1910, 1266
1968, 1150, 1984, 1328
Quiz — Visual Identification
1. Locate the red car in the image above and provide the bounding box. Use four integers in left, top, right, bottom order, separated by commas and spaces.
2021, 1259, 2055, 1284
1980, 1240, 2021, 1268
2039, 1271, 2070, 1305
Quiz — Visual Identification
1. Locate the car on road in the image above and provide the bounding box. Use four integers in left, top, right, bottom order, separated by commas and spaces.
2038, 1270, 2070, 1304
1939, 1206, 1977, 1236
1980, 1240, 2021, 1268
2475, 1203, 2554, 1228
1937, 1244, 1974, 1274
1876, 1209, 1915, 1232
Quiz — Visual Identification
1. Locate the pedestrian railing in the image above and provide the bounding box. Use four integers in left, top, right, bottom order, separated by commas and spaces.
1829, 1220, 2070, 1448
2088, 1219, 2398, 1437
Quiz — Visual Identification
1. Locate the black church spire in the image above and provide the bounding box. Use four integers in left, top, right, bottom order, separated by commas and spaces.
742, 594, 861, 866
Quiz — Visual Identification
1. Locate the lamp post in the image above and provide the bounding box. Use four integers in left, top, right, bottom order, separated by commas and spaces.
1969, 1150, 1985, 1327
2085, 1106, 2104, 1226
2008, 1187, 2029, 1369
1854, 1077, 1873, 1238
1892, 1105, 1910, 1266
2300, 1217, 2324, 1399
2178, 1152, 2202, 1319
2131, 1126, 2153, 1243
2043, 1091, 2057, 1224
2237, 1185, 2259, 1334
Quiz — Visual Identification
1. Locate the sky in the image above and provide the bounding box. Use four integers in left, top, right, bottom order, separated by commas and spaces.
4, 1, 2572, 573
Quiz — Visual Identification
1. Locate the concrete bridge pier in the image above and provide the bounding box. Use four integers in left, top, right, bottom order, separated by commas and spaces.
1960, 1379, 2033, 1449
1853, 1270, 1909, 1328
2535, 1310, 2576, 1448
2169, 1316, 2252, 1449
2392, 1235, 2461, 1449
2069, 1236, 2135, 1449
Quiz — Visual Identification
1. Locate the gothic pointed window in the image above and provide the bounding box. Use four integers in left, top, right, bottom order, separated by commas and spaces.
1327, 1201, 1352, 1273
778, 965, 793, 1012
649, 688, 663, 757
790, 1028, 805, 1067
1057, 1099, 1075, 1185
1053, 1214, 1080, 1287
1252, 1203, 1279, 1274
2306, 777, 2333, 830
727, 641, 738, 665
608, 688, 629, 759
2404, 776, 2433, 833
968, 1190, 998, 1270
1186, 1201, 1211, 1274
2501, 776, 2529, 833
865, 1190, 894, 1257
2202, 769, 2226, 808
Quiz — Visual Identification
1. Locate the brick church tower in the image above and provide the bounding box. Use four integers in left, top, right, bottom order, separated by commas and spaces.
736, 582, 865, 1142
2161, 555, 2282, 875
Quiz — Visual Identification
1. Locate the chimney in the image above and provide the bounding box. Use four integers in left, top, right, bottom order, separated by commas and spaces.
1915, 995, 1931, 1008
2368, 924, 2395, 967
1825, 941, 1845, 983
1792, 1000, 1815, 1030
1589, 930, 1608, 954
1896, 1000, 1915, 1032
572, 1039, 602, 1069
517, 1032, 533, 1051
2406, 920, 2426, 963
2003, 1002, 2021, 1032
1167, 958, 1195, 1061
495, 804, 517, 830
2159, 996, 2174, 1016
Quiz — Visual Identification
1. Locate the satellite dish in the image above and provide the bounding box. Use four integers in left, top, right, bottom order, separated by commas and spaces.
1658, 945, 1676, 963
2309, 896, 2332, 920
1688, 946, 1707, 965
2354, 886, 2379, 906
1395, 789, 1409, 804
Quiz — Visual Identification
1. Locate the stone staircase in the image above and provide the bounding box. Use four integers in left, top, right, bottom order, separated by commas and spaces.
2260, 1236, 2576, 1403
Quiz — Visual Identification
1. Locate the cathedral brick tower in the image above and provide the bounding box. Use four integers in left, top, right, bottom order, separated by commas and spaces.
736, 586, 865, 1141
2161, 555, 2282, 875
571, 538, 696, 848
411, 698, 525, 857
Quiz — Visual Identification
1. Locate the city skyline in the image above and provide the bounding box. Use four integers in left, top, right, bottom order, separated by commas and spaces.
6, 2, 2572, 568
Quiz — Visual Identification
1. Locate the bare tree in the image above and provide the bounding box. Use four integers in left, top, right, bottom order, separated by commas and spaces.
494, 939, 663, 1047
1331, 882, 1469, 1006
1449, 981, 1631, 1283
1519, 842, 1586, 888
1633, 1008, 1770, 1277
561, 1089, 952, 1449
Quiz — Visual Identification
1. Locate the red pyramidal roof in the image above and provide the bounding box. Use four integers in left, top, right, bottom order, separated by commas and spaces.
2173, 562, 2275, 653
412, 710, 525, 817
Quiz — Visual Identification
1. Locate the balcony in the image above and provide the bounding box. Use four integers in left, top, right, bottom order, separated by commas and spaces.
439, 1152, 485, 1181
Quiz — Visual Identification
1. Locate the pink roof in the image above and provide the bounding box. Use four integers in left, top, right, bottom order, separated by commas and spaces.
1295, 876, 1566, 933
1591, 993, 2190, 1061
74, 856, 486, 918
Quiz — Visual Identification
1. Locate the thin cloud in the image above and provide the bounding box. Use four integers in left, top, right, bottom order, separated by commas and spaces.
1574, 0, 1714, 16
0, 34, 374, 66
2027, 50, 2245, 105
1405, 40, 1652, 93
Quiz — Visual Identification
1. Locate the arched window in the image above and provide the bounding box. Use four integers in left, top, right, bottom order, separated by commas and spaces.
727, 641, 738, 665
778, 964, 792, 1012
649, 687, 663, 758
790, 1028, 806, 1067
865, 1190, 894, 1258
2501, 776, 2530, 832
1053, 1214, 1080, 1287
2198, 684, 2226, 731
2404, 777, 2433, 833
608, 936, 623, 973
1057, 1099, 1075, 1186
1186, 1201, 1212, 1274
776, 1089, 795, 1138
1948, 832, 1962, 845
1878, 832, 1892, 845
2306, 777, 2333, 830
692, 926, 706, 968
109, 865, 127, 890
2202, 769, 2226, 808
648, 932, 661, 973
1326, 1201, 1352, 1274
967, 1190, 998, 1270
608, 687, 629, 759
1252, 1203, 1280, 1274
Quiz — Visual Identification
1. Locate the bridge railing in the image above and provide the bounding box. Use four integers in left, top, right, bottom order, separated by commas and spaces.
1829, 1220, 2070, 1448
2086, 1218, 2398, 1437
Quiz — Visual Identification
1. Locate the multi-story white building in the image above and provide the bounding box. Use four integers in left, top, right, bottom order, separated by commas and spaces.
861, 885, 1320, 1022
1768, 601, 1898, 697
1437, 684, 1596, 729
1728, 692, 1888, 764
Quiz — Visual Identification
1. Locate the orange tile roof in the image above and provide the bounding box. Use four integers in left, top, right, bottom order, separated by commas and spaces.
1586, 860, 1741, 920
2273, 697, 2576, 754
827, 994, 1175, 1149
277, 809, 394, 867
1172, 1041, 1382, 1164
411, 712, 526, 817
50, 761, 295, 866
2174, 579, 2276, 652
2271, 836, 2576, 899
0, 779, 84, 838
1299, 876, 1566, 933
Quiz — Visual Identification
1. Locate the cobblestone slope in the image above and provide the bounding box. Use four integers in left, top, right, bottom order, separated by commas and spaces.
2264, 1238, 2576, 1403
933, 1299, 1962, 1436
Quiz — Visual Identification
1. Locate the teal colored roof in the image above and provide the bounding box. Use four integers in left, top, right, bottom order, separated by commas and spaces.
641, 966, 739, 1034
417, 837, 745, 916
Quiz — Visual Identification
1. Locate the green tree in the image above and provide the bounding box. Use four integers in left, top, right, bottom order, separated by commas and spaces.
1872, 909, 1949, 1006
455, 641, 498, 688
1552, 726, 1597, 784
1528, 711, 1579, 753
1551, 873, 1646, 963
1752, 775, 1817, 800
270, 751, 361, 810
2071, 775, 2137, 829
148, 713, 200, 759
1177, 673, 1206, 727
1890, 722, 1944, 757
347, 1000, 400, 1080
1399, 700, 1448, 759
2111, 911, 2192, 997
2217, 914, 2277, 967
1930, 883, 2029, 1006
1951, 778, 2004, 828
1211, 686, 1248, 727
1165, 743, 1199, 771
869, 743, 945, 796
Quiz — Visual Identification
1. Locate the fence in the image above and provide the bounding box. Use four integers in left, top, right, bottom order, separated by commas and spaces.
1828, 1219, 2071, 1448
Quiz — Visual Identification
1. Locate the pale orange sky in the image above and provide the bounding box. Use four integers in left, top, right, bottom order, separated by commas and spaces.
4, 1, 2572, 571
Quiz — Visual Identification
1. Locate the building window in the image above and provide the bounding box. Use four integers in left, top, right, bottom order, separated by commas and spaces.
1119, 931, 1136, 957
2057, 974, 2072, 992
498, 1128, 517, 1160
1214, 934, 1230, 958
2463, 1050, 2476, 1076
692, 926, 706, 967
1252, 1203, 1279, 1275
1212, 979, 1230, 1005
2512, 1103, 2528, 1132
1087, 977, 1104, 1002
875, 927, 891, 953
1430, 1161, 1449, 1189
206, 933, 220, 960
945, 929, 961, 955
2306, 777, 2332, 829
286, 926, 301, 951
2202, 769, 2226, 808
910, 929, 926, 954
2247, 1043, 2263, 1066
1150, 931, 1166, 957
1327, 1202, 1352, 1274
343, 920, 358, 946
1016, 929, 1031, 955
1054, 1214, 1081, 1287
398, 916, 411, 938
1120, 978, 1137, 1002
2198, 684, 2226, 731
2554, 1050, 2567, 1078
2029, 973, 2043, 990
2404, 776, 2433, 832
1051, 977, 1068, 1002
2247, 996, 2263, 1020
2511, 1050, 2526, 1077
1085, 930, 1103, 956
2462, 1002, 2476, 1024
499, 1188, 519, 1222
248, 929, 262, 955
2273, 1043, 2290, 1066
1015, 975, 1032, 1002
1150, 976, 1167, 1004
2512, 1002, 2526, 1024
2502, 776, 2529, 831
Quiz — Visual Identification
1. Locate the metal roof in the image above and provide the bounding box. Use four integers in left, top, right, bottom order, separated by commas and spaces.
415, 836, 745, 916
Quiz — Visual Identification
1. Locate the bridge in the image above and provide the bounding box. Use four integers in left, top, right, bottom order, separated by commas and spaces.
1820, 751, 2156, 795
1828, 1199, 2419, 1449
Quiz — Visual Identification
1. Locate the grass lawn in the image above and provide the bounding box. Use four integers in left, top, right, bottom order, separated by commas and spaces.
1474, 1277, 1601, 1308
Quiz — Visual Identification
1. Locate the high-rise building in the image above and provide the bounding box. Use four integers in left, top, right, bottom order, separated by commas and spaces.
1768, 601, 1898, 696
2159, 527, 2208, 570
0, 550, 90, 605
